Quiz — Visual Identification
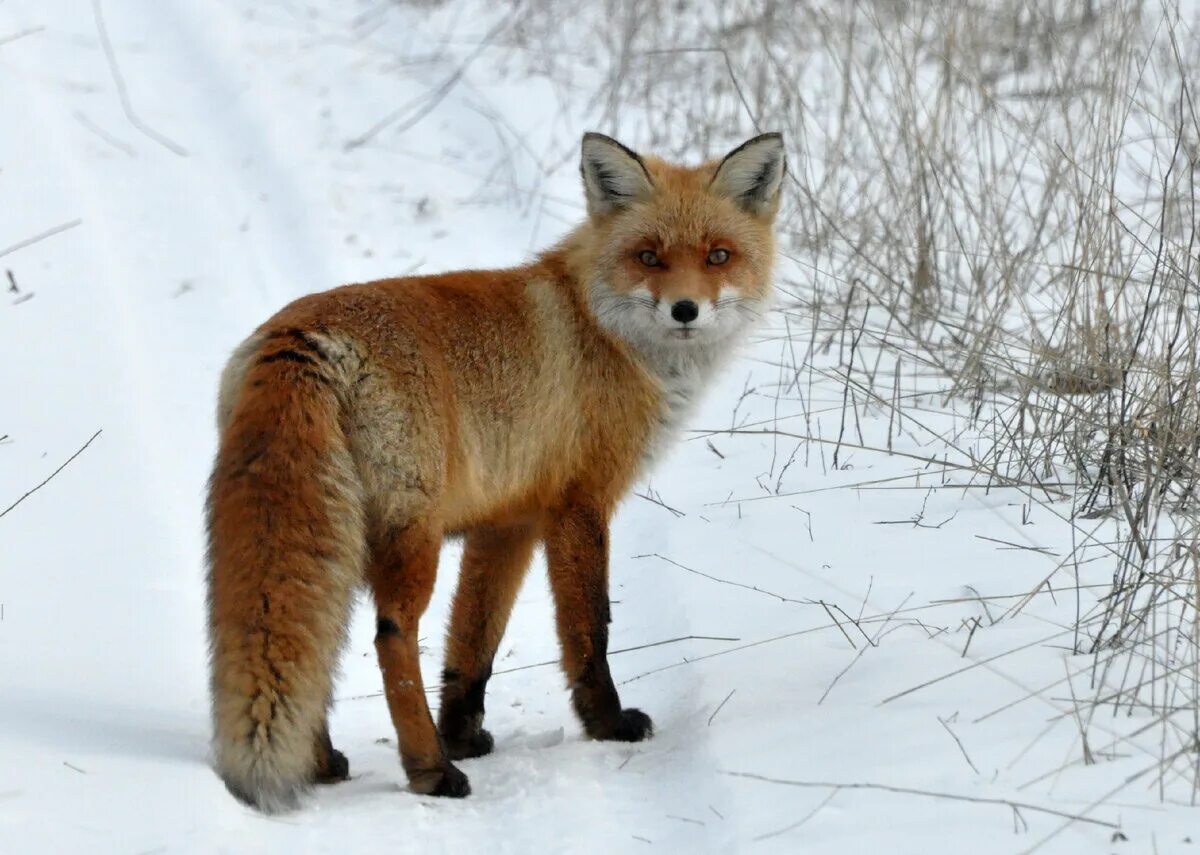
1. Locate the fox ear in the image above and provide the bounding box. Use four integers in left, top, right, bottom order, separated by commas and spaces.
580, 132, 654, 217
711, 132, 786, 215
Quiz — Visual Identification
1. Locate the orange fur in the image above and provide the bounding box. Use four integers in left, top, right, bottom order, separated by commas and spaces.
206, 132, 785, 809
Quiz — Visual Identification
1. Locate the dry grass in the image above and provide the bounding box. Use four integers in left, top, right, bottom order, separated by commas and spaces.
498, 0, 1200, 797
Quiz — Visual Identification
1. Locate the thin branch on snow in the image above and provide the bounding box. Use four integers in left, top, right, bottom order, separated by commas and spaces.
633, 488, 684, 517
819, 593, 913, 704
707, 689, 736, 726
92, 0, 188, 157
634, 552, 808, 605
72, 110, 137, 158
0, 430, 102, 520
0, 220, 83, 261
879, 629, 1071, 705
343, 3, 523, 151
0, 25, 44, 49
752, 789, 839, 842
636, 552, 875, 648
721, 770, 1120, 830
937, 715, 981, 775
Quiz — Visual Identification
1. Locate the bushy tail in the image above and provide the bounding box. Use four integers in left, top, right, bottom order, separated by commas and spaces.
206, 332, 365, 812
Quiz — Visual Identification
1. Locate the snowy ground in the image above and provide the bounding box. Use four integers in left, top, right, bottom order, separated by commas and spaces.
0, 1, 1196, 852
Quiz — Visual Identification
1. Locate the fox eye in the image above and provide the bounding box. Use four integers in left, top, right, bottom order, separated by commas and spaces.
638, 250, 660, 268
707, 248, 731, 266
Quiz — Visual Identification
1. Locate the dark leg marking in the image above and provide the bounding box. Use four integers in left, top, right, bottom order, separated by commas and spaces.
439, 664, 495, 760
313, 725, 350, 784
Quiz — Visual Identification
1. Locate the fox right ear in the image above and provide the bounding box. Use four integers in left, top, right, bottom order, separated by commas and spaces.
711, 132, 786, 216
580, 132, 654, 217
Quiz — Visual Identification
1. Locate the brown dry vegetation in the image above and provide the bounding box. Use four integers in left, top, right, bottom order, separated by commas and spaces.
497, 0, 1200, 794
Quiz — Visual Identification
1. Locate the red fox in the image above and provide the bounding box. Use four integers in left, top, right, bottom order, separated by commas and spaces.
207, 131, 785, 810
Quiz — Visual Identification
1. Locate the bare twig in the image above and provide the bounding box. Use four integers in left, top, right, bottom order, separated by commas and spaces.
344, 4, 522, 151
0, 25, 44, 48
0, 431, 103, 520
0, 220, 83, 261
707, 689, 736, 726
92, 0, 188, 156
938, 715, 981, 775
722, 771, 1119, 829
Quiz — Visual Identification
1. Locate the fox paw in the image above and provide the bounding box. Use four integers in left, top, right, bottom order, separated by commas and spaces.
314, 746, 350, 784
591, 708, 654, 742
410, 763, 471, 798
444, 728, 495, 761
612, 708, 653, 742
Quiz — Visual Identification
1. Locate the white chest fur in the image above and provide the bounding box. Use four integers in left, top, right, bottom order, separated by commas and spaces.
637, 344, 727, 471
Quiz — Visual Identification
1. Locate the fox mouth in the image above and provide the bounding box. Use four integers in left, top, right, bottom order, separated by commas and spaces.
668, 328, 698, 340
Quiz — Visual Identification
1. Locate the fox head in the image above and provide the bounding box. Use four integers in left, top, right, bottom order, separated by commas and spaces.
575, 131, 785, 357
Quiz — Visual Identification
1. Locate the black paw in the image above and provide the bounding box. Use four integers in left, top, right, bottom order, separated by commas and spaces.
591, 708, 654, 742
613, 708, 653, 741
444, 728, 495, 761
426, 763, 471, 798
314, 747, 350, 784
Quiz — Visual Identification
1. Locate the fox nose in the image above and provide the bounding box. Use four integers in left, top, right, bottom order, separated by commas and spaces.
670, 299, 699, 324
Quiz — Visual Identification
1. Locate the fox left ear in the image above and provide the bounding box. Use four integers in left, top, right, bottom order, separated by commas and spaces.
710, 132, 786, 216
580, 132, 654, 218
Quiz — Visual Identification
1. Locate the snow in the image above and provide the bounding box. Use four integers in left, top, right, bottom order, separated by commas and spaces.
0, 1, 1195, 852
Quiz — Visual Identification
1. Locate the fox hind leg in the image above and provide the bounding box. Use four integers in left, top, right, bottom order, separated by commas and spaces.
438, 523, 537, 760
312, 723, 349, 784
370, 520, 468, 798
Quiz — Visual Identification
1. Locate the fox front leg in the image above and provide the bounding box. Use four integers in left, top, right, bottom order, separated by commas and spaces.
544, 497, 652, 741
